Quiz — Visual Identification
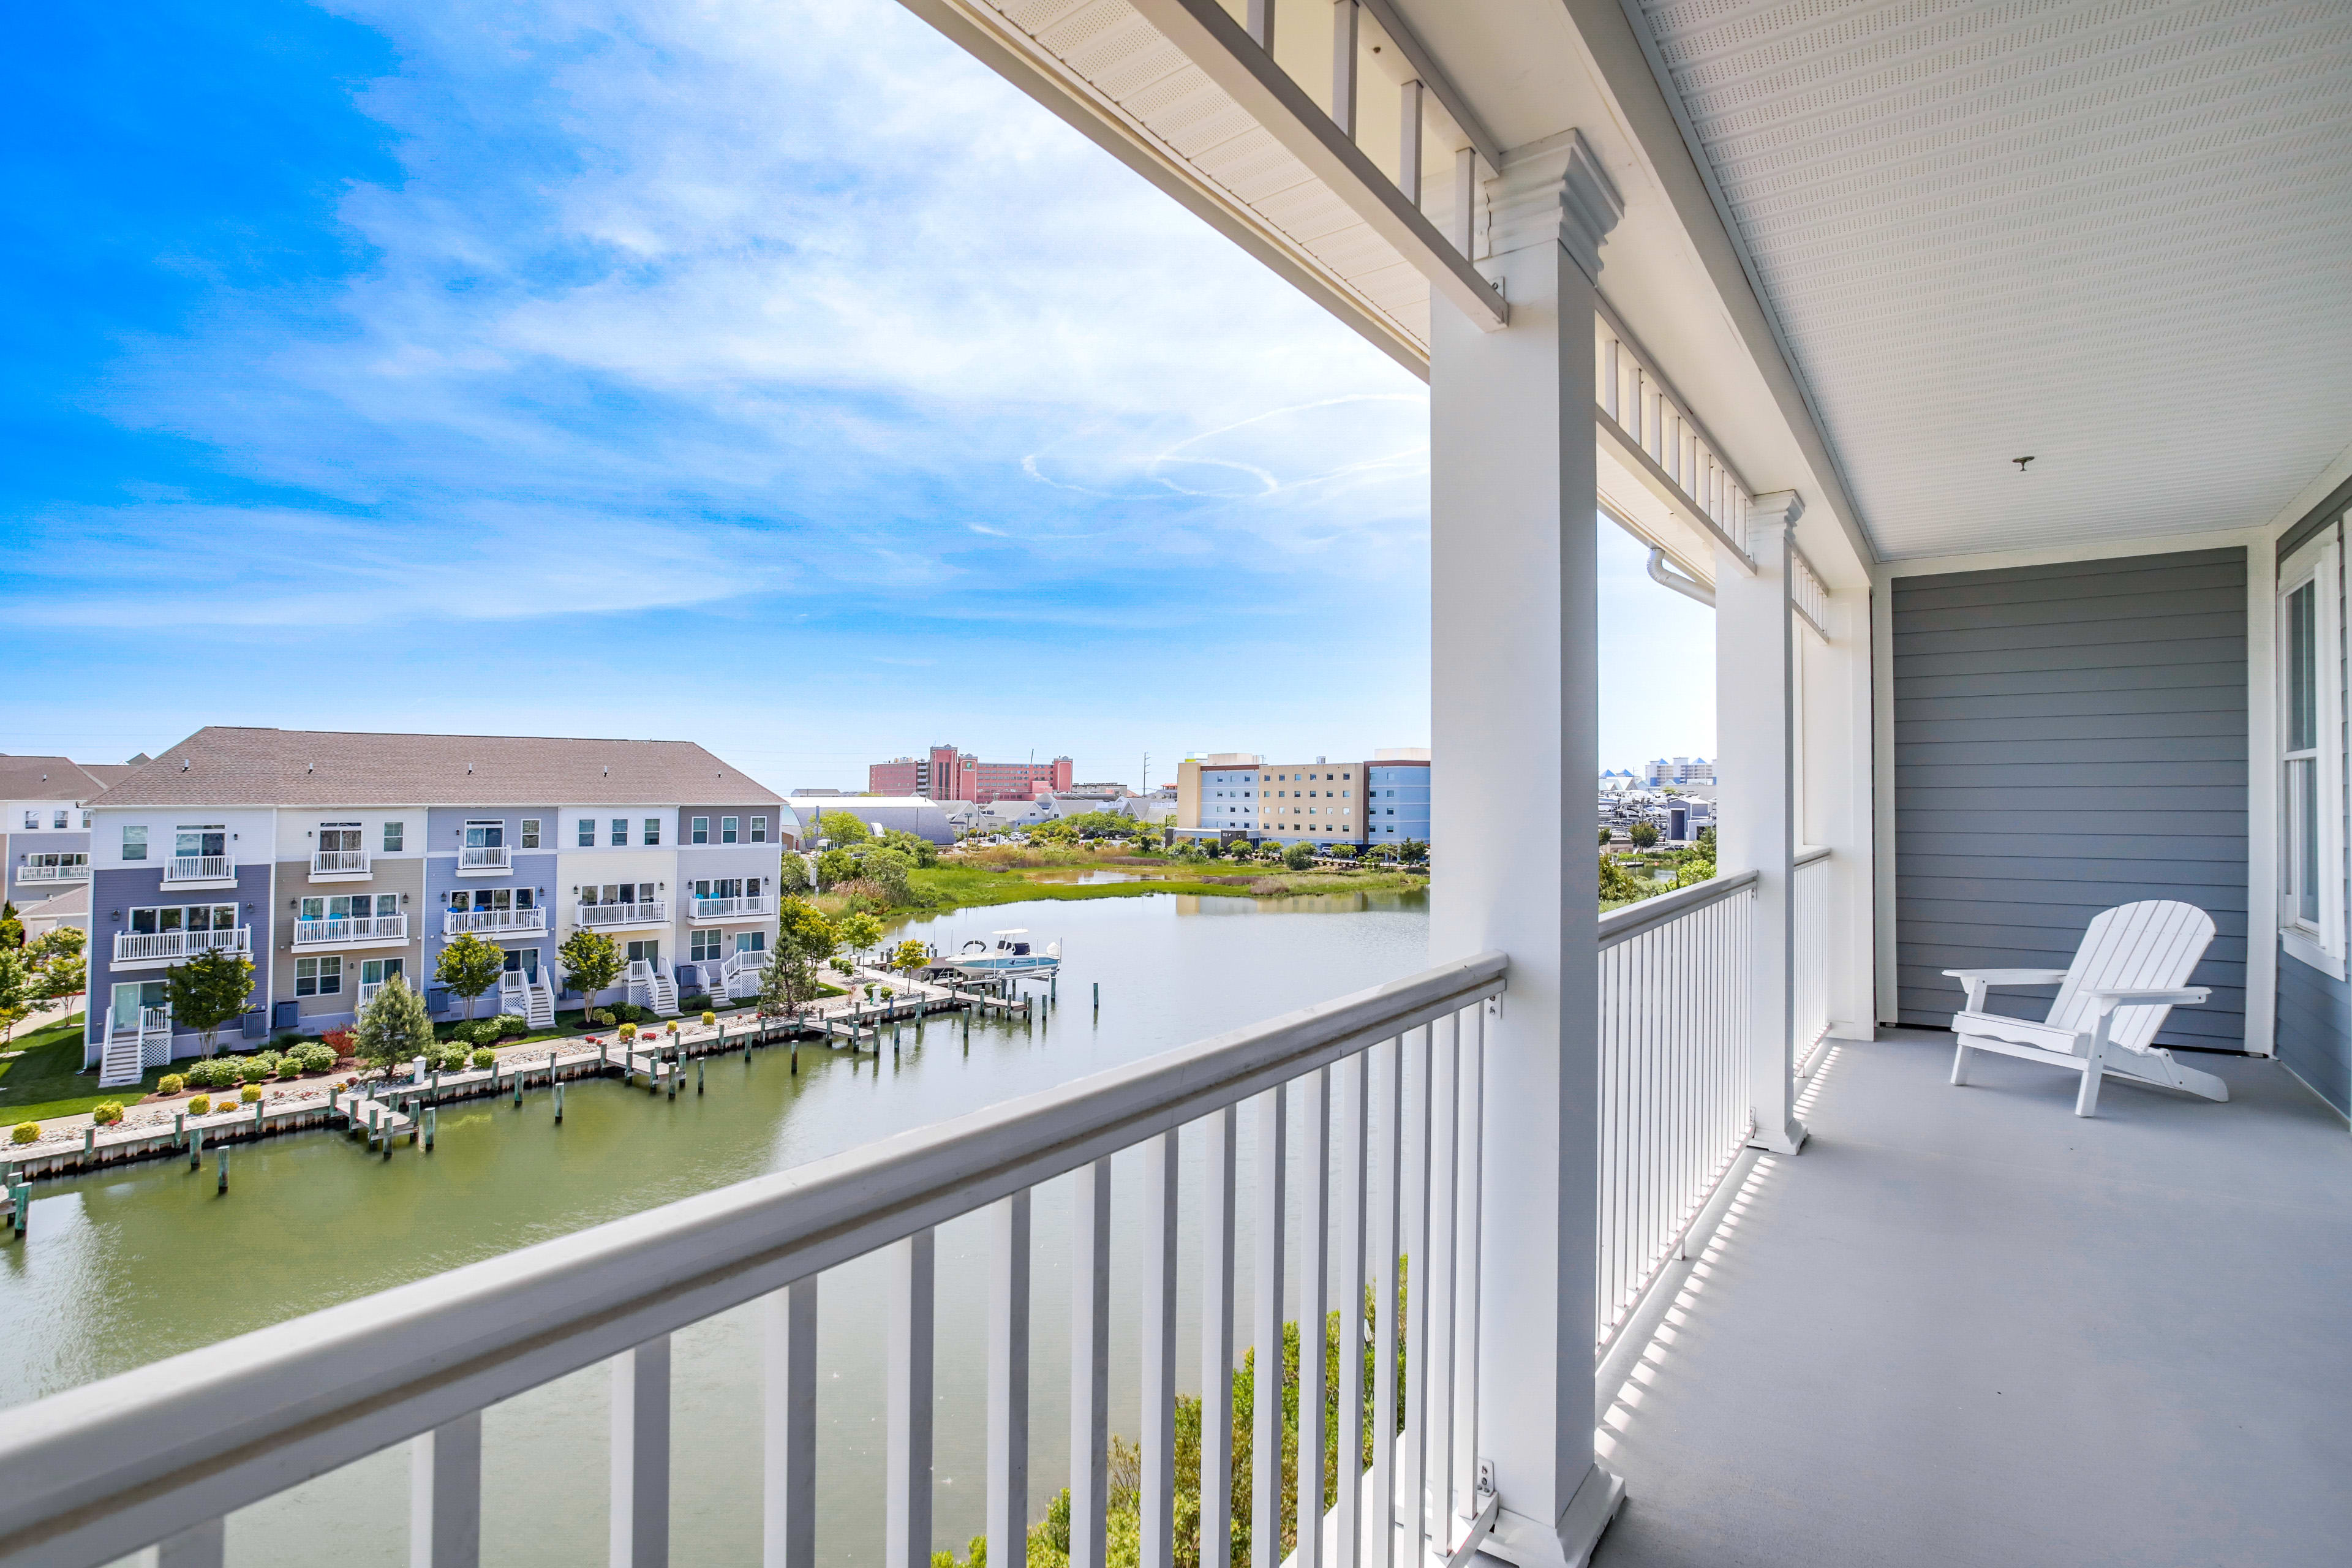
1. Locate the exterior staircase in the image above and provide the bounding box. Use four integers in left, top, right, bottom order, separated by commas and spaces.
625, 959, 680, 1018
502, 970, 557, 1030
721, 948, 766, 1002
99, 1005, 168, 1089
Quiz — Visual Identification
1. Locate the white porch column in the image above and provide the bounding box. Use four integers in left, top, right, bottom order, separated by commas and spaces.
1806, 570, 1877, 1043
1431, 129, 1624, 1568
1719, 492, 1809, 1153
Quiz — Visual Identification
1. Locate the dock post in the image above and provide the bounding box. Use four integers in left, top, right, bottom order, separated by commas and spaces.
83, 1127, 94, 1159
190, 1129, 203, 1169
424, 1106, 437, 1152
555, 1082, 565, 1123
667, 1058, 677, 1101
330, 1086, 340, 1119
1093, 981, 1099, 1011
697, 1058, 705, 1095
217, 1150, 228, 1194
513, 1071, 522, 1109
9, 1182, 23, 1236
790, 1041, 799, 1074
175, 1111, 185, 1139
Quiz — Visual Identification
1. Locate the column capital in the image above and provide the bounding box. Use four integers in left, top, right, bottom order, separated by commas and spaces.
1485, 129, 1623, 282
1744, 489, 1805, 556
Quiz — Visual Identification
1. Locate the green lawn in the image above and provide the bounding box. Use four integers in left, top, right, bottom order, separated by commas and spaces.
0, 1013, 181, 1126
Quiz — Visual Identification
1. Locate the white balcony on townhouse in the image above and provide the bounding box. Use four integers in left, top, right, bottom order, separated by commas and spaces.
687, 894, 776, 924
111, 924, 251, 970
16, 855, 90, 885
575, 899, 666, 932
290, 914, 408, 952
159, 855, 236, 889
9, 9, 2350, 1568
456, 845, 512, 875
307, 849, 372, 881
442, 906, 548, 938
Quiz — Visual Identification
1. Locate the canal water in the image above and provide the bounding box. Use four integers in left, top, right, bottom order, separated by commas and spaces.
5, 889, 1430, 1568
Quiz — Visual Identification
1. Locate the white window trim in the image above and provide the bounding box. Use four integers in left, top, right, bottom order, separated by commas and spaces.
2278, 521, 2346, 980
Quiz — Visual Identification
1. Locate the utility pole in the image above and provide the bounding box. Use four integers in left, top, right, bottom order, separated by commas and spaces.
1141, 752, 1150, 794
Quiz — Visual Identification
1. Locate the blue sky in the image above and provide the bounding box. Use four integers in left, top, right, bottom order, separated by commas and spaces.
0, 0, 1712, 791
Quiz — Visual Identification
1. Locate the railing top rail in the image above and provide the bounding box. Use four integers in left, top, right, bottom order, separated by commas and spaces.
0, 951, 1504, 1568
1597, 869, 1760, 950
1795, 845, 1831, 868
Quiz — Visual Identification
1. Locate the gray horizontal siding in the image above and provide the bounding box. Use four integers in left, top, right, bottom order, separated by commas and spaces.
1893, 547, 2248, 1049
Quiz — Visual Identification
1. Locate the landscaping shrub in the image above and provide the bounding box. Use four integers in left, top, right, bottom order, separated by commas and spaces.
239, 1085, 263, 1104
238, 1054, 277, 1085
469, 1048, 496, 1070
91, 1101, 124, 1126
701, 1011, 717, 1027
489, 1013, 527, 1040
12, 1121, 39, 1144
276, 1057, 302, 1080
187, 1096, 211, 1116
295, 1042, 337, 1073
271, 1032, 304, 1052
320, 1026, 356, 1058
617, 1022, 638, 1041
158, 1074, 186, 1096
586, 1008, 616, 1027
613, 1003, 652, 1025
679, 995, 712, 1014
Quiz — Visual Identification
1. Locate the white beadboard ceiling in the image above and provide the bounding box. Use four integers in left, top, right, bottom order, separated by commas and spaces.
1632, 0, 2352, 559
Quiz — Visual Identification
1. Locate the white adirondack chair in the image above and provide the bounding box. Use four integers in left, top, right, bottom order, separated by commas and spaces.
1945, 900, 2229, 1117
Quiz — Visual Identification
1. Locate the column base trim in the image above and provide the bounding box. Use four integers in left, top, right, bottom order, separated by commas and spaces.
1483, 1464, 1625, 1568
1747, 1118, 1809, 1155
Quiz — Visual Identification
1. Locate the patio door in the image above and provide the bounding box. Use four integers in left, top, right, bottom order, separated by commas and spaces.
502, 948, 539, 981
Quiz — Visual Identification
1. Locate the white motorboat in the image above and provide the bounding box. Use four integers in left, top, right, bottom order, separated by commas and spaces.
951, 929, 1061, 978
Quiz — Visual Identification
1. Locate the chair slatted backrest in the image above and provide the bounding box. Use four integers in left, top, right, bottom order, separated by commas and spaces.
2045, 901, 2216, 1052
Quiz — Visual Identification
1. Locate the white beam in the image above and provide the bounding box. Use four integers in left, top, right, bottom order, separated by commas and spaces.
1126, 0, 1507, 330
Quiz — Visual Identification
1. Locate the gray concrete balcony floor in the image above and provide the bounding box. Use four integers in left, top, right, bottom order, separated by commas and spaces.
1591, 1029, 2352, 1568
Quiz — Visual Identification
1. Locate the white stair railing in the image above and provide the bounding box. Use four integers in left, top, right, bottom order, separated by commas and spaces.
0, 954, 1507, 1568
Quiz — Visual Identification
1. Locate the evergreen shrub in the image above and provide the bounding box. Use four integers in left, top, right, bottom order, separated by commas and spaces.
158, 1074, 186, 1096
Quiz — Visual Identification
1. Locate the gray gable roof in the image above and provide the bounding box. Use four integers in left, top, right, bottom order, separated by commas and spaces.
0, 755, 127, 801
87, 728, 783, 809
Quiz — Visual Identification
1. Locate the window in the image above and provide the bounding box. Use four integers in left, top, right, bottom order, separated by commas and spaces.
610, 818, 628, 846
20, 813, 32, 831
295, 956, 342, 997
464, 821, 503, 848
52, 810, 67, 829
2280, 522, 2346, 978
521, 818, 541, 850
691, 816, 709, 844
722, 816, 739, 844
362, 958, 404, 987
320, 823, 363, 853
383, 821, 404, 853
578, 818, 596, 848
129, 903, 236, 934
177, 826, 226, 856
751, 816, 767, 843
644, 817, 661, 846
736, 930, 766, 954
123, 825, 147, 860
690, 929, 723, 962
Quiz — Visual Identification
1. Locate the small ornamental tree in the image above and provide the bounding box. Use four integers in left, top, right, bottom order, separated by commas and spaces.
758, 898, 837, 1018
815, 847, 859, 889
778, 852, 813, 894
165, 946, 256, 1057
862, 847, 914, 907
1599, 826, 1613, 848
777, 897, 838, 970
1629, 821, 1660, 850
559, 928, 624, 1016
837, 913, 883, 966
0, 946, 32, 1047
354, 973, 435, 1077
28, 926, 86, 1008
891, 938, 928, 979
1282, 842, 1317, 872
435, 932, 507, 1020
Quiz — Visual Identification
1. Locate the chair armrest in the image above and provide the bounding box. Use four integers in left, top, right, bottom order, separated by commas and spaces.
2079, 987, 2210, 1008
1942, 969, 2070, 985
1943, 968, 2068, 1012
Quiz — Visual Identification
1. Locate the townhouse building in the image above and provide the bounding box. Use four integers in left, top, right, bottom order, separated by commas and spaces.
82, 729, 791, 1085
1, 752, 146, 919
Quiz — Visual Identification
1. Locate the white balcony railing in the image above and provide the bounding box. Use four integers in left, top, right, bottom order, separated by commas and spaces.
0, 954, 1506, 1568
357, 982, 386, 1009
310, 850, 371, 877
690, 894, 777, 921
18, 858, 91, 883
578, 900, 665, 929
442, 907, 548, 937
162, 855, 234, 884
113, 927, 251, 965
1596, 870, 1758, 1346
458, 845, 511, 872
293, 915, 407, 948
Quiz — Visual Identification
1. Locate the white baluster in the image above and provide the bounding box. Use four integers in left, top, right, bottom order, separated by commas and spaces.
1200, 1107, 1239, 1568
763, 1279, 818, 1568
987, 1194, 1031, 1568
1071, 1159, 1111, 1568
1141, 1135, 1178, 1568
885, 1231, 935, 1568
1251, 1085, 1287, 1568
409, 1411, 481, 1568
609, 1337, 670, 1568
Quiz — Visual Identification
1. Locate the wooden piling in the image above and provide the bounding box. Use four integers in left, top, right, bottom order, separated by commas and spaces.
216, 1150, 228, 1194
554, 1082, 565, 1123
424, 1106, 437, 1152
